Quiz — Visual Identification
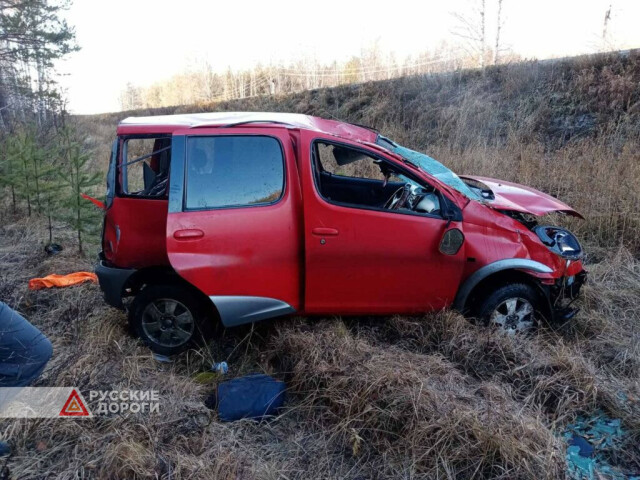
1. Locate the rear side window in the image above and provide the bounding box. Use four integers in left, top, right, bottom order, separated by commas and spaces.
185, 136, 284, 210
121, 137, 171, 197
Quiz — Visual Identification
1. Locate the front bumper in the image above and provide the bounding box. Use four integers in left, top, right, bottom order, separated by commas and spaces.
550, 270, 587, 321
95, 254, 136, 310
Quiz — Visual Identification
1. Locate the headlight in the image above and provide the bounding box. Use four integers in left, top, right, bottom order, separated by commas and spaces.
533, 225, 583, 260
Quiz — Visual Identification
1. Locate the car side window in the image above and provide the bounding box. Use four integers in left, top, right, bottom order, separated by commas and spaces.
312, 141, 444, 217
316, 142, 401, 182
121, 137, 171, 198
185, 135, 284, 210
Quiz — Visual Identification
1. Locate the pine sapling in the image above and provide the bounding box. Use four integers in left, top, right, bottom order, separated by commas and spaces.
58, 127, 101, 254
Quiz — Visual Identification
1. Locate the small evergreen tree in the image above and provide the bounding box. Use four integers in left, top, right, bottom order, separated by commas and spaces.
58, 126, 101, 254
26, 126, 59, 217
0, 126, 60, 217
0, 133, 20, 213
2, 129, 35, 215
39, 160, 65, 245
30, 127, 66, 243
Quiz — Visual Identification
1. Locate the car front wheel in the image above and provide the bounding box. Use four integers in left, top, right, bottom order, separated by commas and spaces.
128, 284, 210, 355
476, 283, 539, 335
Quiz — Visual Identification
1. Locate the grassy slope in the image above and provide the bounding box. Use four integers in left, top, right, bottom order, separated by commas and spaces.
0, 51, 638, 478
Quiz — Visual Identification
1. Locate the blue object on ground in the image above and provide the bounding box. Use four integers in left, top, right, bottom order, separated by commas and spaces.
0, 440, 10, 456
212, 361, 228, 375
217, 373, 285, 422
569, 434, 594, 458
566, 445, 595, 479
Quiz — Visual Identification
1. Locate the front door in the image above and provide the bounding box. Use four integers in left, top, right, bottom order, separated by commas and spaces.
166, 128, 302, 326
299, 131, 465, 314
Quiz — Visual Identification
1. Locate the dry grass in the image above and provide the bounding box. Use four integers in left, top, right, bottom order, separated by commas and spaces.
267, 319, 565, 479
0, 214, 638, 479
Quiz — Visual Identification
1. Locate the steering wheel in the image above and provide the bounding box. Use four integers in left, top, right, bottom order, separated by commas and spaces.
383, 184, 412, 210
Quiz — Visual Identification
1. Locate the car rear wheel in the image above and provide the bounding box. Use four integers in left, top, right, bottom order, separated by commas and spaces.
128, 284, 211, 355
476, 283, 539, 335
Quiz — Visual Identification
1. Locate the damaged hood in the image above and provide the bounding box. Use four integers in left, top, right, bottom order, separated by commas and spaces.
377, 138, 582, 218
461, 176, 584, 218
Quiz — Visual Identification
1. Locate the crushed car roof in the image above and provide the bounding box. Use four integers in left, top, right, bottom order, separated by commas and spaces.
117, 111, 379, 143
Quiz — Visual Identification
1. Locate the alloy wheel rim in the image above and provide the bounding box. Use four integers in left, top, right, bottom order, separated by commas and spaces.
141, 298, 195, 347
489, 297, 534, 335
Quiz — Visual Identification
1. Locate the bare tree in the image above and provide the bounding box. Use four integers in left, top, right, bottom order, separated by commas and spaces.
451, 0, 487, 69
119, 82, 142, 111
493, 0, 503, 65
601, 4, 612, 51
480, 0, 485, 68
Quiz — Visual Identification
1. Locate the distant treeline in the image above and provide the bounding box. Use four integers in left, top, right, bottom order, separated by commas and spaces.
119, 43, 521, 111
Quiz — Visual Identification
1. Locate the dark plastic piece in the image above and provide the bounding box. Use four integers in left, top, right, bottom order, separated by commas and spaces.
0, 440, 10, 456
95, 258, 136, 309
453, 258, 553, 312
569, 434, 594, 458
557, 307, 580, 321
44, 243, 63, 255
439, 228, 464, 255
217, 374, 286, 422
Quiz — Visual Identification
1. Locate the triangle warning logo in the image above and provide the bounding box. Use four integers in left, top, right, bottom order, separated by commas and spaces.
59, 389, 90, 417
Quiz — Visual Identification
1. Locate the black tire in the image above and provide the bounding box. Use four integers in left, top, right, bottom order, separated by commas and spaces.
476, 283, 540, 335
128, 284, 212, 355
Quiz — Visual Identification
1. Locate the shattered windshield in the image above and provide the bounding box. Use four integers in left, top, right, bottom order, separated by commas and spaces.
376, 136, 481, 201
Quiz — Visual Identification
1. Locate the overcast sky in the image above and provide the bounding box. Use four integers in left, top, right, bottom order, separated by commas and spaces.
57, 0, 640, 114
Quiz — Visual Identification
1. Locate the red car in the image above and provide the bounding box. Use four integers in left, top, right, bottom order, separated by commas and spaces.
96, 112, 586, 355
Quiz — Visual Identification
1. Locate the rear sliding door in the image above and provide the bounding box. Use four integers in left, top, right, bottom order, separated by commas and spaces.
166, 128, 302, 327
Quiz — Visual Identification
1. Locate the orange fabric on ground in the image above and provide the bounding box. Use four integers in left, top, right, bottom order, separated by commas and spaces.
28, 272, 98, 290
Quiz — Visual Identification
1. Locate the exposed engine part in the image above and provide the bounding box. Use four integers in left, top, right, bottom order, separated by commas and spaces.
534, 225, 583, 260
499, 210, 539, 230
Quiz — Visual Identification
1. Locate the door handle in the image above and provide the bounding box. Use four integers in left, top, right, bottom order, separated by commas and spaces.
312, 227, 339, 236
173, 229, 204, 240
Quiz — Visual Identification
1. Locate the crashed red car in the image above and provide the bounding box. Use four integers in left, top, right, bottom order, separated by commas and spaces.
96, 112, 586, 354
